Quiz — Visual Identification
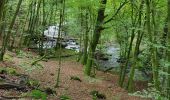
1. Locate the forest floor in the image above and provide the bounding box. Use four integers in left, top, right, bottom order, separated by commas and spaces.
0, 50, 150, 100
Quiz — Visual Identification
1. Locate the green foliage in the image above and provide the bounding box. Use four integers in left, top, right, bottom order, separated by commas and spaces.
0, 67, 7, 74
0, 0, 169, 99
29, 90, 47, 100
19, 61, 43, 72
16, 50, 34, 58
70, 76, 82, 82
4, 54, 13, 61
59, 95, 71, 100
6, 67, 17, 75
130, 83, 168, 100
27, 79, 40, 88
0, 67, 18, 75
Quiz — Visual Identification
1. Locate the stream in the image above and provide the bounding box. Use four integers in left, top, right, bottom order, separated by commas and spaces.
96, 44, 120, 71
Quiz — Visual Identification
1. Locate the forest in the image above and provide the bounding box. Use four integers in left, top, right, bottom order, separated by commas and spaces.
0, 0, 169, 100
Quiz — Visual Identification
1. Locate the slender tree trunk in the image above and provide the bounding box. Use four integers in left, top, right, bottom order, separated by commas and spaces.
145, 0, 160, 90
81, 9, 89, 65
55, 0, 65, 87
77, 8, 84, 62
151, 0, 160, 91
39, 0, 46, 56
0, 0, 23, 61
0, 0, 6, 38
84, 0, 107, 76
127, 0, 144, 92
167, 0, 170, 98
119, 0, 137, 87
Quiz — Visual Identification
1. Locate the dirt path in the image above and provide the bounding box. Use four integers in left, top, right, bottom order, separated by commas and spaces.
1, 51, 149, 100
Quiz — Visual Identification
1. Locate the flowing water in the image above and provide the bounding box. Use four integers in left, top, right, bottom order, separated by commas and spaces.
96, 44, 120, 71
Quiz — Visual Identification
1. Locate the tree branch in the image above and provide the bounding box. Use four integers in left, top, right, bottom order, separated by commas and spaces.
104, 0, 128, 24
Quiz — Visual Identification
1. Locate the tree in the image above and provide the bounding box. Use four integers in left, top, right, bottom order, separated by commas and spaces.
167, 0, 170, 98
0, 0, 23, 61
0, 0, 6, 38
126, 0, 145, 92
80, 8, 89, 65
84, 0, 107, 76
55, 0, 65, 87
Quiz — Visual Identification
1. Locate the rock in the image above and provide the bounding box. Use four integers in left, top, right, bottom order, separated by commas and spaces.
94, 51, 109, 61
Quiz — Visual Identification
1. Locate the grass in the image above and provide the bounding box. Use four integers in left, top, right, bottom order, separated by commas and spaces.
59, 95, 71, 100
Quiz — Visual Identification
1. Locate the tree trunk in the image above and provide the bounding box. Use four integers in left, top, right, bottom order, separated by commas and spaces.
55, 0, 65, 88
0, 0, 23, 61
81, 9, 89, 65
145, 0, 160, 90
0, 0, 6, 38
127, 0, 144, 92
84, 0, 107, 76
167, 0, 170, 98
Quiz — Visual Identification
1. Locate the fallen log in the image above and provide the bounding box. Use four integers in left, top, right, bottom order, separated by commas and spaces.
46, 54, 78, 59
0, 82, 27, 91
0, 96, 23, 100
104, 67, 114, 73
